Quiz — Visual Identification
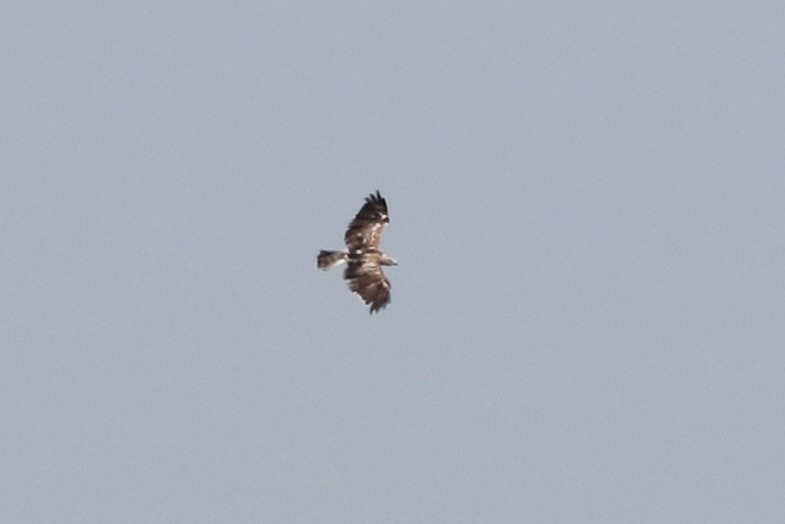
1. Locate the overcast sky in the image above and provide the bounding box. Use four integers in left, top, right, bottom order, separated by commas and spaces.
2, 2, 784, 523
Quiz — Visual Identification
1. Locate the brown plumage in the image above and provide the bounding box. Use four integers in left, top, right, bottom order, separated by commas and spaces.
344, 190, 389, 251
317, 191, 397, 314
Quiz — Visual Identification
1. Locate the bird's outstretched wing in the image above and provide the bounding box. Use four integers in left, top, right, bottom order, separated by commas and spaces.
344, 252, 391, 314
344, 190, 389, 252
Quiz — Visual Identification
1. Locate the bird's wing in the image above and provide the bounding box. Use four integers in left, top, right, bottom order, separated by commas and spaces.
344, 190, 389, 252
344, 253, 391, 314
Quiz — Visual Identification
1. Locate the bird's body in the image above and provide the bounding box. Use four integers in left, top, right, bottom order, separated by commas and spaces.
317, 191, 397, 313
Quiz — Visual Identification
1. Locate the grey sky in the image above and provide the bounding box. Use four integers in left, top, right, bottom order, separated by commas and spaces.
2, 2, 784, 522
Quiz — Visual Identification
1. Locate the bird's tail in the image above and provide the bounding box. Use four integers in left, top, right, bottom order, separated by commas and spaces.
317, 250, 348, 270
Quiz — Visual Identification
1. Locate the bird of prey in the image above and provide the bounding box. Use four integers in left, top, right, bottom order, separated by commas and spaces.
317, 190, 397, 314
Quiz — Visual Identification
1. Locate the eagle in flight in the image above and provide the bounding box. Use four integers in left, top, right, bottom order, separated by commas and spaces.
317, 190, 397, 314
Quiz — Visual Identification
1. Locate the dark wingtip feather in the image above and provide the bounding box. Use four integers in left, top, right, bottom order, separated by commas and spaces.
365, 190, 385, 204
368, 290, 390, 314
369, 303, 387, 314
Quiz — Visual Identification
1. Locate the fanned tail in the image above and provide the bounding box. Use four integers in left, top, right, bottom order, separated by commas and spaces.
317, 250, 348, 270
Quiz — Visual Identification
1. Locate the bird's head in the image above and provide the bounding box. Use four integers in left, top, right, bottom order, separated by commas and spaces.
380, 254, 398, 267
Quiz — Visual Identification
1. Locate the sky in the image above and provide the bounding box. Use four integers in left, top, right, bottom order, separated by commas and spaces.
2, 2, 784, 522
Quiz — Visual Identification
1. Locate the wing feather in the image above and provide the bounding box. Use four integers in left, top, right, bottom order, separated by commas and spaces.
344, 190, 389, 252
344, 252, 391, 314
